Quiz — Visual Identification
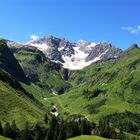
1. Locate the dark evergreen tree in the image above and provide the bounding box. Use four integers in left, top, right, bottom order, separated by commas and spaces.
98, 118, 116, 139
44, 112, 49, 124
66, 120, 80, 138
0, 121, 3, 135
33, 123, 44, 140
3, 122, 12, 138
20, 122, 33, 140
45, 116, 58, 140
66, 121, 73, 138
80, 119, 90, 135
73, 121, 80, 136
53, 124, 59, 140
58, 120, 66, 140
118, 128, 126, 140
45, 128, 54, 140
11, 120, 20, 140
98, 118, 105, 136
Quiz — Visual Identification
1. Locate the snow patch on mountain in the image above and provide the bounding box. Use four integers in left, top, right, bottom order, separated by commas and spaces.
62, 46, 91, 70
30, 43, 51, 51
61, 42, 100, 70
62, 47, 109, 70
58, 46, 65, 51
88, 42, 97, 48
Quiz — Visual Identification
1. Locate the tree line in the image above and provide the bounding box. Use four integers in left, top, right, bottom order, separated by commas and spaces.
0, 113, 128, 140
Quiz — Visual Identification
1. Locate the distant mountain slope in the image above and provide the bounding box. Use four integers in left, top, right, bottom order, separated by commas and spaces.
0, 40, 29, 83
12, 46, 70, 94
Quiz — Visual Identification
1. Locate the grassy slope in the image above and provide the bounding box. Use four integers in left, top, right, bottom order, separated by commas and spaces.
44, 45, 140, 122
67, 135, 112, 140
0, 135, 11, 140
0, 69, 45, 128
14, 47, 70, 94
0, 42, 70, 128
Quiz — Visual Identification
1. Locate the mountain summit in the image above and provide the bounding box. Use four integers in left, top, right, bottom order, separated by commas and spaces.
27, 36, 122, 70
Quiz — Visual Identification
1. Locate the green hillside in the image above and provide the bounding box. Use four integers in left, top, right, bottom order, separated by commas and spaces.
0, 68, 45, 128
0, 40, 28, 83
67, 135, 112, 140
0, 135, 11, 140
0, 40, 47, 128
13, 46, 70, 94
0, 39, 72, 130
44, 44, 140, 134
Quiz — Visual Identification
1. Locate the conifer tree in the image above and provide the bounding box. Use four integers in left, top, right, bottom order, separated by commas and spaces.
0, 121, 3, 135
20, 122, 33, 140
11, 120, 19, 140
58, 120, 66, 140
118, 128, 126, 140
34, 123, 44, 140
53, 124, 59, 140
44, 112, 49, 124
80, 119, 90, 135
3, 122, 12, 138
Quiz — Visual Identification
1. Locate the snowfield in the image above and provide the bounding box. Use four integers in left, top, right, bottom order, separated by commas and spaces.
30, 43, 51, 51
62, 46, 95, 70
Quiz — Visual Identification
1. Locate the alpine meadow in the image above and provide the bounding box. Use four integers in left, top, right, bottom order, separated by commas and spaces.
0, 0, 140, 140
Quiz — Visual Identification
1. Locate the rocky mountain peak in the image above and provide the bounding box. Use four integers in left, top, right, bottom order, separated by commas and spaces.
76, 40, 90, 48
5, 36, 123, 70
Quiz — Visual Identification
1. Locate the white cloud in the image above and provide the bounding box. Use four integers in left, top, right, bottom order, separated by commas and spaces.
30, 34, 39, 41
121, 25, 140, 34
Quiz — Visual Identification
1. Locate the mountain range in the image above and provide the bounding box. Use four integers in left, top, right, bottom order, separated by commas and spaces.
0, 36, 140, 140
6, 35, 122, 70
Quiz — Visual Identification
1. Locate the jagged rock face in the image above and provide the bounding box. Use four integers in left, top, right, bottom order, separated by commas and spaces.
47, 47, 64, 62
76, 40, 91, 53
33, 35, 60, 48
30, 36, 75, 62
28, 36, 122, 70
85, 43, 122, 62
5, 36, 123, 70
59, 39, 75, 57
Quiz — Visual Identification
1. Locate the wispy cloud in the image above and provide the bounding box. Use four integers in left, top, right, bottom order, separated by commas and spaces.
121, 25, 140, 34
30, 34, 39, 41
30, 32, 44, 41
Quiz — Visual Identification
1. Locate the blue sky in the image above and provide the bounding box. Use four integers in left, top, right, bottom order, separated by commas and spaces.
0, 0, 140, 50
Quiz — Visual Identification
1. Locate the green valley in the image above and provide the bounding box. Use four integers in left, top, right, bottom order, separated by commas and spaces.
0, 39, 140, 140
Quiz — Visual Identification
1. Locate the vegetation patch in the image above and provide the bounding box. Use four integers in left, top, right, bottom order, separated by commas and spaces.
83, 88, 105, 100
103, 111, 140, 136
85, 99, 106, 114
